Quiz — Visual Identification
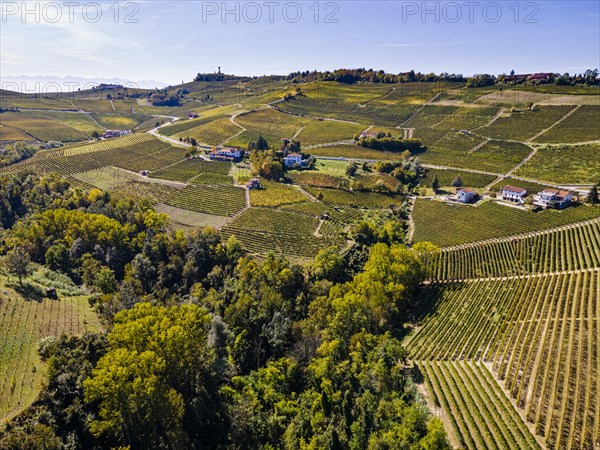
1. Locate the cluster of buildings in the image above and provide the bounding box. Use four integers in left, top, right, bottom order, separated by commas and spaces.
501, 185, 574, 209
454, 185, 575, 209
208, 147, 243, 162
103, 129, 131, 139
503, 72, 554, 82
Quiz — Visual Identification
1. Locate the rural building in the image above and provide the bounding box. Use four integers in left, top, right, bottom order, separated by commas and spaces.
501, 185, 527, 204
284, 152, 304, 167
103, 129, 131, 139
247, 178, 261, 189
209, 147, 243, 162
456, 188, 475, 204
533, 188, 573, 209
359, 131, 379, 139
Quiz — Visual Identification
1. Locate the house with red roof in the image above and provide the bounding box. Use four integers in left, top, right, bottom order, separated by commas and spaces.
501, 185, 527, 204
533, 188, 573, 209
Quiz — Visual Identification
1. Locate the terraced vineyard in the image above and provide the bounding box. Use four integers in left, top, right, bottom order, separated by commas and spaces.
412, 199, 600, 247
165, 185, 246, 216
150, 159, 231, 182
220, 208, 343, 260
0, 276, 100, 421
418, 360, 541, 450
432, 218, 600, 280
408, 268, 600, 450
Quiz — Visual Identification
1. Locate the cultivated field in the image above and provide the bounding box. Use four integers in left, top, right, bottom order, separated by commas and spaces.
0, 273, 100, 421
412, 199, 600, 247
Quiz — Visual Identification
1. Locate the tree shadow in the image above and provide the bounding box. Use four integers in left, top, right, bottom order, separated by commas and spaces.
12, 280, 45, 302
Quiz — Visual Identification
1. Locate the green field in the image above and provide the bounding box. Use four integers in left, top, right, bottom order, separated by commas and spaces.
305, 186, 403, 209
297, 120, 366, 146
248, 180, 307, 207
420, 168, 497, 190
407, 269, 600, 450
478, 106, 575, 141
165, 184, 246, 216
310, 144, 410, 161
432, 106, 500, 131
534, 105, 600, 143
91, 113, 150, 130
151, 159, 231, 182
72, 166, 140, 190
515, 143, 600, 184
235, 108, 308, 140
157, 113, 229, 136
175, 117, 243, 145
0, 111, 89, 142
402, 105, 460, 128
412, 199, 600, 246
0, 274, 100, 421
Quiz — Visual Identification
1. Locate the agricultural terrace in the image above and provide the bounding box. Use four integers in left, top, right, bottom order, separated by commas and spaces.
420, 169, 497, 190
72, 166, 140, 190
174, 117, 242, 146
0, 273, 100, 421
477, 105, 575, 141
150, 159, 231, 182
165, 185, 246, 216
157, 113, 230, 136
310, 144, 409, 161
91, 113, 150, 130
304, 186, 403, 209
296, 120, 366, 146
402, 106, 460, 128
533, 105, 600, 143
234, 108, 309, 140
248, 180, 308, 207
220, 207, 343, 261
412, 199, 600, 247
0, 111, 90, 142
432, 106, 500, 131
515, 143, 600, 184
432, 218, 600, 280
407, 269, 600, 450
418, 360, 541, 450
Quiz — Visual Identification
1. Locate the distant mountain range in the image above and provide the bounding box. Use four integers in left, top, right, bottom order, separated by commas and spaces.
1, 75, 168, 93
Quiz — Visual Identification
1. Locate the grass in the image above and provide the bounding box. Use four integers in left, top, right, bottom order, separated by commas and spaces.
297, 120, 366, 146
225, 130, 281, 149
288, 171, 346, 188
249, 180, 307, 207
175, 117, 243, 145
515, 143, 600, 184
110, 180, 180, 204
412, 198, 600, 246
72, 166, 140, 190
235, 108, 308, 139
533, 105, 600, 143
305, 186, 402, 209
478, 105, 575, 141
0, 274, 100, 421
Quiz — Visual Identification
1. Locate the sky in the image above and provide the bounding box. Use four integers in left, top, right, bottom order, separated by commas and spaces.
1, 0, 599, 89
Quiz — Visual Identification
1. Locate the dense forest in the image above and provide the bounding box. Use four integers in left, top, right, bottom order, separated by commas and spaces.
0, 173, 448, 450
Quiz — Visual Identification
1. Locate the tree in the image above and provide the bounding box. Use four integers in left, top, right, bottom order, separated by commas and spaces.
587, 184, 599, 204
3, 247, 32, 285
451, 176, 463, 188
255, 135, 269, 151
431, 174, 440, 193
346, 162, 358, 177
91, 131, 100, 139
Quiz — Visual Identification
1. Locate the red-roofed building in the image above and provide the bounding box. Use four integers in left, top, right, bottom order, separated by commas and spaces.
501, 185, 527, 204
209, 147, 243, 162
456, 188, 476, 203
533, 188, 573, 209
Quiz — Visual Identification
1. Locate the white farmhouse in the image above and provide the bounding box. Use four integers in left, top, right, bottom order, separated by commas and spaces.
284, 152, 303, 167
533, 188, 573, 209
501, 185, 527, 204
456, 188, 475, 203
